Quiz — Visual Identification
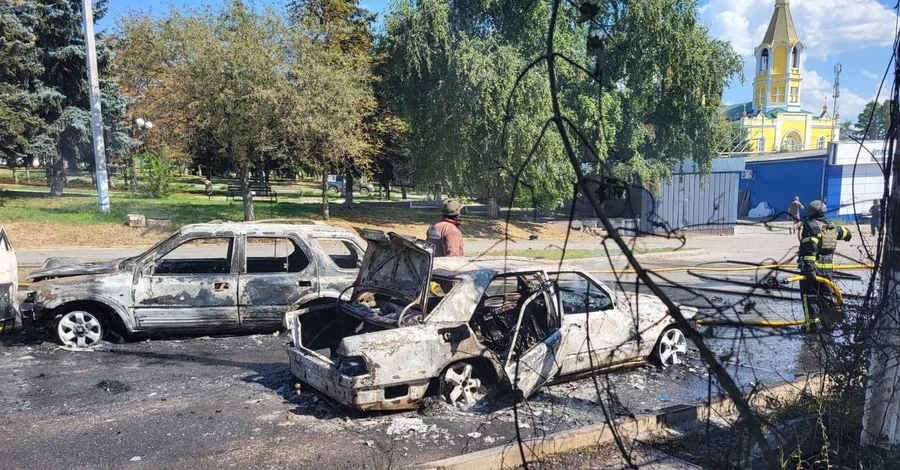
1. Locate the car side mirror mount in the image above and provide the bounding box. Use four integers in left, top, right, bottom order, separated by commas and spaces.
142, 262, 156, 276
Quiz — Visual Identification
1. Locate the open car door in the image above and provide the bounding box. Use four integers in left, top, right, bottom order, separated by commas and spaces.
502, 279, 566, 400
0, 228, 18, 334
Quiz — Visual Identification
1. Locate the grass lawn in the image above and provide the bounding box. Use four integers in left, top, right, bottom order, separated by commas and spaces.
483, 246, 694, 260
0, 182, 584, 249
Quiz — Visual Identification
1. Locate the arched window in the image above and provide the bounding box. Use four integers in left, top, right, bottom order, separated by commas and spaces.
817, 136, 826, 149
782, 132, 802, 152
761, 49, 769, 71
792, 46, 800, 69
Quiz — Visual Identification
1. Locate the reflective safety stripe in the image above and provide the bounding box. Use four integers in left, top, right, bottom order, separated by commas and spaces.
801, 236, 820, 244
802, 256, 817, 261
815, 262, 834, 269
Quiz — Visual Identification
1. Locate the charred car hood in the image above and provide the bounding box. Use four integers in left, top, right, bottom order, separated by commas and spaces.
354, 230, 434, 306
26, 258, 127, 282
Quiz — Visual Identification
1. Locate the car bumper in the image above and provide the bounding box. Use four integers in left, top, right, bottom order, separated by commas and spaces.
287, 346, 428, 411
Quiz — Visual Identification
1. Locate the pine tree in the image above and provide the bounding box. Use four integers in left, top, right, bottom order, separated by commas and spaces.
0, 0, 44, 178
14, 0, 135, 196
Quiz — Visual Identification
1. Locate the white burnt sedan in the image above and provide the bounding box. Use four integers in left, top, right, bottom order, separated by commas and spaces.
286, 231, 697, 410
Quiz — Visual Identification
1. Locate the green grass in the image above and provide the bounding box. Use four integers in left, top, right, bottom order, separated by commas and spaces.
483, 246, 694, 260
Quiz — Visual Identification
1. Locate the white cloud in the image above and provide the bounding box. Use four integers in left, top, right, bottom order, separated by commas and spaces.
701, 0, 898, 59
801, 69, 870, 120
862, 70, 880, 79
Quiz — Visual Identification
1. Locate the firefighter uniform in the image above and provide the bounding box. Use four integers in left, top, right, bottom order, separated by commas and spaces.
797, 200, 852, 330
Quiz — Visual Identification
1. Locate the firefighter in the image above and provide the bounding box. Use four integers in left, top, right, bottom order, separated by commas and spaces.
797, 200, 852, 332
426, 198, 464, 257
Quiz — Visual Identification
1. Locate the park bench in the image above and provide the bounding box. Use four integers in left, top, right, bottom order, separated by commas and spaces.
226, 183, 278, 202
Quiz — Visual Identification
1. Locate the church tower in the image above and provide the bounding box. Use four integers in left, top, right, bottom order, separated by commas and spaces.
753, 0, 803, 113
729, 0, 838, 153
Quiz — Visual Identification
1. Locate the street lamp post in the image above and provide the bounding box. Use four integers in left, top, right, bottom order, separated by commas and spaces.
80, 0, 110, 213
128, 118, 153, 191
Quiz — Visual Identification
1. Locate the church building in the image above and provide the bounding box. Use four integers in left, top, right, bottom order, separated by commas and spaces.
725, 0, 839, 153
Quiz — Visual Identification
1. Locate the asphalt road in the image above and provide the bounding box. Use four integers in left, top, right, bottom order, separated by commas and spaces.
0, 286, 828, 470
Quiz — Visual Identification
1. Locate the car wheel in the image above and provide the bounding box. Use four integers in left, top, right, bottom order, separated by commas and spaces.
440, 362, 487, 407
652, 327, 688, 368
328, 186, 339, 194
359, 187, 371, 196
54, 310, 104, 348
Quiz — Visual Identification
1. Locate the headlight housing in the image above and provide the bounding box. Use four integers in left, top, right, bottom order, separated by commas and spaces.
335, 355, 369, 377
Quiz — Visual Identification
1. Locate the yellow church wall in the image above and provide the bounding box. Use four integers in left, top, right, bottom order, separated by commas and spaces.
810, 126, 836, 148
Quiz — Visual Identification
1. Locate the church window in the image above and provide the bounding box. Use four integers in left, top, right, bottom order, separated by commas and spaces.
789, 87, 799, 103
773, 87, 784, 102
792, 46, 800, 69
817, 136, 826, 149
761, 49, 769, 71
782, 132, 802, 152
758, 138, 766, 152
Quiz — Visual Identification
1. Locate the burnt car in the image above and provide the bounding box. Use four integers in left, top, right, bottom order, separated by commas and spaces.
0, 228, 18, 334
286, 231, 698, 411
21, 222, 365, 347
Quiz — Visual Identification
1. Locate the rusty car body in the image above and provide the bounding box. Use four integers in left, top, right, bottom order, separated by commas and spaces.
286, 230, 697, 411
21, 222, 365, 347
0, 228, 18, 334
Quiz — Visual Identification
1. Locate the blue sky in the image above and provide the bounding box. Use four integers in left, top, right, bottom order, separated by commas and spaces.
99, 0, 897, 122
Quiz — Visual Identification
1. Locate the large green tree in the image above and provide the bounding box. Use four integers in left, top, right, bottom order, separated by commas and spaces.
14, 0, 135, 196
849, 100, 890, 141
288, 0, 378, 216
381, 0, 742, 216
0, 1, 44, 181
116, 0, 377, 221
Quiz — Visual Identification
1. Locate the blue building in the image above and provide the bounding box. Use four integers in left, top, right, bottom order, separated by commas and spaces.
734, 141, 886, 221
737, 149, 827, 218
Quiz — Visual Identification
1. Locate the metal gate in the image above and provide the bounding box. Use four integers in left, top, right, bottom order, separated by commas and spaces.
640, 171, 740, 235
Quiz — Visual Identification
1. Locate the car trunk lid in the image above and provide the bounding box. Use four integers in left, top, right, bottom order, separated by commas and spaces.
354, 230, 434, 313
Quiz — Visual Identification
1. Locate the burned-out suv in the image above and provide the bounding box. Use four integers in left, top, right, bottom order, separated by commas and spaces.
21, 222, 365, 347
287, 230, 696, 411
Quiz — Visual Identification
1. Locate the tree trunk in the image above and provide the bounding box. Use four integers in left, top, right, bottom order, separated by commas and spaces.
486, 196, 499, 219
47, 156, 66, 197
344, 170, 354, 207
11, 167, 17, 185
25, 166, 30, 182
433, 185, 442, 202
385, 183, 392, 201
401, 185, 407, 200
240, 165, 255, 221
321, 172, 330, 220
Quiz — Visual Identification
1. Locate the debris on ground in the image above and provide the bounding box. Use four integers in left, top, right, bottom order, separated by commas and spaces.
386, 417, 434, 436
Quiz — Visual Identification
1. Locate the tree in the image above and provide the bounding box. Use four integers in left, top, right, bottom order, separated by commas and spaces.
851, 100, 890, 141
0, 1, 44, 182
381, 0, 741, 218
15, 0, 135, 196
116, 1, 376, 221
288, 0, 377, 218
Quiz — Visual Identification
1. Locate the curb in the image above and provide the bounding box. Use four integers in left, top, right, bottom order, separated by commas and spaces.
409, 374, 825, 470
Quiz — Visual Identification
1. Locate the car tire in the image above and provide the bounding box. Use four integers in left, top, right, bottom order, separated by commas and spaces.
440, 361, 488, 408
651, 327, 688, 368
328, 186, 339, 194
359, 187, 371, 196
53, 309, 105, 348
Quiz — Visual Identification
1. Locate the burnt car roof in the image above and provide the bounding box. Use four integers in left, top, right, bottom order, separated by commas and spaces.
432, 256, 582, 277
179, 222, 357, 237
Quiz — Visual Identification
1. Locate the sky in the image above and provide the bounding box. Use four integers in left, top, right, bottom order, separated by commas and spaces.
98, 0, 898, 122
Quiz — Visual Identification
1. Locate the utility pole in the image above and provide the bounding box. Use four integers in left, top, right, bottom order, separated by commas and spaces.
81, 0, 110, 213
832, 63, 842, 142
861, 45, 900, 452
